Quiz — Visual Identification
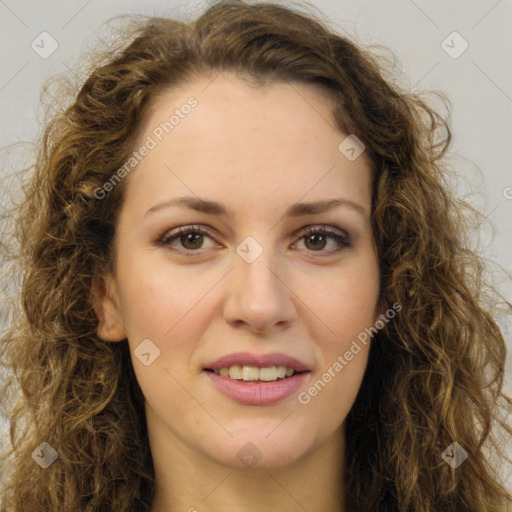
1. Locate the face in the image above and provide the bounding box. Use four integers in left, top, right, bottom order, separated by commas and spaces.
94, 73, 381, 470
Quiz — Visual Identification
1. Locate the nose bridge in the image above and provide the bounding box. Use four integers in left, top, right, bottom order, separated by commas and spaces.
223, 236, 295, 331
237, 240, 283, 305
240, 249, 279, 295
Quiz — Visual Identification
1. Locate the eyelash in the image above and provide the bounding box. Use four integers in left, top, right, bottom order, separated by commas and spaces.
155, 224, 351, 256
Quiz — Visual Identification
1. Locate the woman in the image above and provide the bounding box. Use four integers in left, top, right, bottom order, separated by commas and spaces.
1, 1, 511, 510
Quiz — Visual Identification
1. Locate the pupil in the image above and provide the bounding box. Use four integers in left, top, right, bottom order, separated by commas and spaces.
306, 234, 326, 250
181, 233, 203, 249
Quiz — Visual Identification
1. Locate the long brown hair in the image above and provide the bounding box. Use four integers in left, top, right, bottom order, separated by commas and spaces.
1, 1, 511, 510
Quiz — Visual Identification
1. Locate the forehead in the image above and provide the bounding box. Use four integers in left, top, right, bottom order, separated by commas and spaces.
122, 73, 372, 217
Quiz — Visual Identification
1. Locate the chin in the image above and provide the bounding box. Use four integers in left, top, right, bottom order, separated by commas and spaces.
202, 427, 316, 471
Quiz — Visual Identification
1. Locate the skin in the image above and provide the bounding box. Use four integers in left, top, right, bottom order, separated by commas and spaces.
92, 72, 381, 512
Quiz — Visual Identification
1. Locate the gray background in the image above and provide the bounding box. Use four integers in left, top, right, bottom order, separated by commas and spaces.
1, 0, 511, 489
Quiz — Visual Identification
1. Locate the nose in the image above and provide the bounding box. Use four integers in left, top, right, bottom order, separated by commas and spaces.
222, 247, 296, 334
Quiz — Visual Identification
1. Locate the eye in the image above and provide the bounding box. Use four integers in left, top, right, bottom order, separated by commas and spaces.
294, 225, 351, 253
156, 225, 220, 253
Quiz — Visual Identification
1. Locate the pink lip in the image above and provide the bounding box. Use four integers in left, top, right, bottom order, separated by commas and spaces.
203, 371, 311, 405
204, 352, 311, 372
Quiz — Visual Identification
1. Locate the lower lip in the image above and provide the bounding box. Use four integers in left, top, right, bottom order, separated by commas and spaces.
203, 371, 311, 405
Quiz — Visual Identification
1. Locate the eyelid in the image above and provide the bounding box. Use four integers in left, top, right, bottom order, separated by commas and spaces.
296, 224, 349, 240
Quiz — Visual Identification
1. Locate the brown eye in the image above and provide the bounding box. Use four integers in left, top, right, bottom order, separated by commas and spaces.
296, 226, 351, 254
157, 226, 219, 253
179, 232, 204, 250
303, 233, 328, 251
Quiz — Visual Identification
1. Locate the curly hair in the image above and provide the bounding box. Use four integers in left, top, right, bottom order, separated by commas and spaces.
1, 1, 511, 510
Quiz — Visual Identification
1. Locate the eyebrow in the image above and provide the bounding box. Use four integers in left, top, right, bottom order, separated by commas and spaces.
144, 196, 368, 219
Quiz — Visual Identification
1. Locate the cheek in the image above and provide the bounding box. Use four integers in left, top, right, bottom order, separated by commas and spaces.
116, 260, 223, 392
296, 255, 380, 340
301, 334, 371, 425
116, 256, 214, 340
294, 253, 378, 415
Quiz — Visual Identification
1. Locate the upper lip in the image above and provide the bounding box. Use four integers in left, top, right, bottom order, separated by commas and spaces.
204, 352, 311, 372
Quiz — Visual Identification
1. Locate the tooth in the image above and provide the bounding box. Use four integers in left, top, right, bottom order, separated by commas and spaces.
216, 365, 296, 381
276, 366, 287, 379
242, 366, 260, 381
259, 366, 278, 381
228, 365, 243, 380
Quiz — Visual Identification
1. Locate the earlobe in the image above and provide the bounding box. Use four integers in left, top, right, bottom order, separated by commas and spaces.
90, 272, 127, 342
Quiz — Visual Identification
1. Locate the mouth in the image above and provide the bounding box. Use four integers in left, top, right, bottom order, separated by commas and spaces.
202, 367, 311, 405
202, 352, 312, 404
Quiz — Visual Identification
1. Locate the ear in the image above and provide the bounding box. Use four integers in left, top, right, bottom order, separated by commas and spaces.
90, 269, 127, 342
